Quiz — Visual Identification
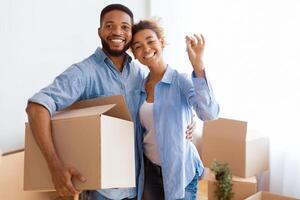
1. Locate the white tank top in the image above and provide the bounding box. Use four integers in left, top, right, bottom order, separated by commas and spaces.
139, 101, 161, 165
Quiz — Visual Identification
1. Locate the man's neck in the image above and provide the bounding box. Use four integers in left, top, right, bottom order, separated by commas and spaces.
102, 49, 126, 72
109, 55, 126, 72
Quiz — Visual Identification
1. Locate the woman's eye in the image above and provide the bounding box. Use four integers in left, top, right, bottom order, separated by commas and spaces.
134, 46, 141, 50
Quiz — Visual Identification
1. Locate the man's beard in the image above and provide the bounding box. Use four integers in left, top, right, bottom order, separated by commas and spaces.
100, 36, 131, 57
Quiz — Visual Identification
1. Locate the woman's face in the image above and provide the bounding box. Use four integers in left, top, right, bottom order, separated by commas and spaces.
131, 29, 164, 67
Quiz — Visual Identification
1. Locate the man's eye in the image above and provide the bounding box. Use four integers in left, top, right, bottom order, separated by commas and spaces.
105, 24, 112, 29
122, 26, 130, 31
134, 46, 141, 50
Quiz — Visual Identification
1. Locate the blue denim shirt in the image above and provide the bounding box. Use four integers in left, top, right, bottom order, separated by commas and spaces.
136, 66, 219, 200
29, 47, 147, 199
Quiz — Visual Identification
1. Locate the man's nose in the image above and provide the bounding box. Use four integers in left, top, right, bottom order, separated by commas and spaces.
111, 26, 123, 35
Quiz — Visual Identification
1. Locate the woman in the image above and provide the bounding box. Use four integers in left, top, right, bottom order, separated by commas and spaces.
131, 19, 219, 200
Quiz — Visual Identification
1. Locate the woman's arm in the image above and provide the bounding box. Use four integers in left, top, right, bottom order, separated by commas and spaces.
180, 34, 219, 120
179, 73, 219, 121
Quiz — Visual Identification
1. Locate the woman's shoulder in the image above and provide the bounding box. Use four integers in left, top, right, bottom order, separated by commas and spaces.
164, 65, 186, 80
173, 70, 191, 85
169, 69, 193, 91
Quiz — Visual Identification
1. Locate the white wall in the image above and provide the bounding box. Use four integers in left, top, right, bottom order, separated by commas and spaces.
150, 0, 300, 139
150, 0, 300, 197
0, 0, 148, 154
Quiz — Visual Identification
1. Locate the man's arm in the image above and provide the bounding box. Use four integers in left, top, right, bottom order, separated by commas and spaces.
26, 102, 86, 196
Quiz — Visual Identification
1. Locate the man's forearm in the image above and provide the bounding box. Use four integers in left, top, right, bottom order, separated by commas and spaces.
26, 102, 84, 196
26, 102, 62, 169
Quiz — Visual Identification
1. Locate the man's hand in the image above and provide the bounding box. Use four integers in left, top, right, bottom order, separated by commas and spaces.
186, 116, 196, 141
50, 162, 86, 197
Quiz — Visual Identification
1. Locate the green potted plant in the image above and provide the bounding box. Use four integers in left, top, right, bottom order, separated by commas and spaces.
210, 160, 234, 200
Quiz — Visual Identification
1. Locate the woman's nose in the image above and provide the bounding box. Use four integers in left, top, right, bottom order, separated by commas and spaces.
143, 45, 150, 52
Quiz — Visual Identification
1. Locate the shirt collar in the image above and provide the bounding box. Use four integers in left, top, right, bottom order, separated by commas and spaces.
160, 65, 174, 84
94, 47, 132, 64
141, 65, 174, 93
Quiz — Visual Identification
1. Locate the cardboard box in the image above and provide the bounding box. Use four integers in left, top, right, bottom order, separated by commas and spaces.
201, 118, 269, 178
201, 168, 257, 200
0, 150, 76, 200
196, 179, 208, 200
24, 95, 135, 191
245, 191, 298, 200
194, 133, 203, 155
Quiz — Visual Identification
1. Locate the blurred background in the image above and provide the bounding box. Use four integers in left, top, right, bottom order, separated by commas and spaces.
0, 0, 299, 198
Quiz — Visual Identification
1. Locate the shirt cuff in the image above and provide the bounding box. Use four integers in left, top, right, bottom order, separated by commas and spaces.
28, 92, 57, 116
191, 70, 210, 91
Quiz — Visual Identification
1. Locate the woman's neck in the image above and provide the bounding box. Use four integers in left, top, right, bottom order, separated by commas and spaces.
148, 61, 167, 83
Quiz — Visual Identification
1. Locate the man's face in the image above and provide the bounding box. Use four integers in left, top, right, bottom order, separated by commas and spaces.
99, 10, 132, 57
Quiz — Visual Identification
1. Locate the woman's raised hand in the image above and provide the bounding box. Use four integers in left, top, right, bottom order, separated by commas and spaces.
185, 34, 205, 77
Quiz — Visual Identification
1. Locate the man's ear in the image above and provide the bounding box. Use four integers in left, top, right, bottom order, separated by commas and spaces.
98, 27, 101, 37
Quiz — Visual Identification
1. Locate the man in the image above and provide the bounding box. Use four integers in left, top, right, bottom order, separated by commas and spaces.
26, 4, 194, 200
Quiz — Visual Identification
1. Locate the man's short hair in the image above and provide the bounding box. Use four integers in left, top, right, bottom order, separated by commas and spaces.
100, 4, 134, 26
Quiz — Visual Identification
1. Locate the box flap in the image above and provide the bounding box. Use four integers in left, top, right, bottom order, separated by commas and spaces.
202, 168, 257, 183
52, 104, 115, 120
233, 176, 257, 183
245, 191, 298, 200
63, 95, 132, 121
203, 118, 247, 141
261, 192, 297, 200
245, 192, 262, 200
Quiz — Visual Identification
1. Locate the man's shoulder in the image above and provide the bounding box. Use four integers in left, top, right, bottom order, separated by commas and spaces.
129, 60, 148, 77
72, 51, 104, 72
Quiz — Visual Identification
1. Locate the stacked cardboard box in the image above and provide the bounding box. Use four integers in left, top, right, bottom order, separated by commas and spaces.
199, 118, 270, 199
198, 168, 257, 200
0, 150, 76, 200
245, 191, 298, 200
212, 170, 256, 200
201, 118, 269, 177
24, 95, 136, 191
